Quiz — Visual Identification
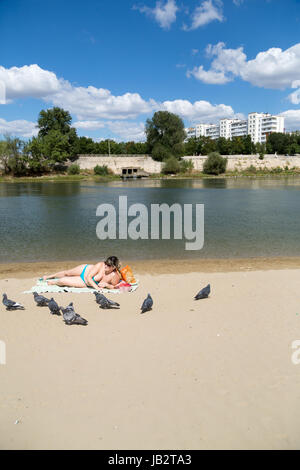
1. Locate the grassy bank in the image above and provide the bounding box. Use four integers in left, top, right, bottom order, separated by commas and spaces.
1, 167, 300, 182
0, 172, 120, 183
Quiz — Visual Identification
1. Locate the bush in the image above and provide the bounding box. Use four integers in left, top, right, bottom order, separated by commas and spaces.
94, 164, 109, 176
162, 156, 181, 174
203, 152, 227, 175
180, 159, 194, 173
259, 154, 264, 160
67, 163, 80, 175
245, 165, 257, 174
270, 166, 283, 174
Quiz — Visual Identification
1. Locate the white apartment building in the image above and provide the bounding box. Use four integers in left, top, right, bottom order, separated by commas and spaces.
184, 124, 211, 140
195, 123, 211, 138
206, 124, 220, 140
260, 113, 284, 143
185, 127, 196, 139
231, 120, 248, 138
185, 113, 285, 144
219, 119, 241, 139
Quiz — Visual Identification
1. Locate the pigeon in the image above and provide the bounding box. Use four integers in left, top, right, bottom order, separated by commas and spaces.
94, 292, 120, 309
2, 293, 25, 310
140, 294, 153, 314
61, 301, 75, 313
33, 292, 51, 307
194, 284, 211, 300
61, 304, 88, 326
48, 297, 61, 315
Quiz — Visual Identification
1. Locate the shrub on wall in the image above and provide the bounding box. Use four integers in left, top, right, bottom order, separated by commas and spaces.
67, 163, 80, 175
94, 164, 109, 176
162, 156, 181, 174
180, 159, 194, 173
203, 152, 227, 175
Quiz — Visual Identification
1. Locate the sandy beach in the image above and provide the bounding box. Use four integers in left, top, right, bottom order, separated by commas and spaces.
1, 261, 300, 450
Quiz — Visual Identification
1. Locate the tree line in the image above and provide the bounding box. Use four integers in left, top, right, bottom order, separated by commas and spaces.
0, 107, 299, 176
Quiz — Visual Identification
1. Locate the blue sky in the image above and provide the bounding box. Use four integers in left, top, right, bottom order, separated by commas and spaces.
1, 0, 300, 141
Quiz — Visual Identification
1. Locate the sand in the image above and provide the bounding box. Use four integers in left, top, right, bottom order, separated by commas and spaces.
1, 263, 300, 449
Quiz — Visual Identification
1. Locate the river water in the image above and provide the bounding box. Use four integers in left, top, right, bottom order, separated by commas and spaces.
0, 177, 299, 263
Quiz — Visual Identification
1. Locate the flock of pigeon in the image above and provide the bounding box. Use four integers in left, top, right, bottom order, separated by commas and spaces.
2, 284, 210, 326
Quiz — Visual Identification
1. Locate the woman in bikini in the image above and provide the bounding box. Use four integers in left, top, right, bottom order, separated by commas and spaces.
43, 256, 121, 290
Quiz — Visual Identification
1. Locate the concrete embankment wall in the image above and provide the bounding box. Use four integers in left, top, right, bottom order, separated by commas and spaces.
77, 154, 300, 174
182, 155, 300, 172
77, 155, 162, 174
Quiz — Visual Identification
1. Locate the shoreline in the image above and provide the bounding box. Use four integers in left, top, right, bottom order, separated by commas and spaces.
1, 256, 300, 278
1, 172, 300, 183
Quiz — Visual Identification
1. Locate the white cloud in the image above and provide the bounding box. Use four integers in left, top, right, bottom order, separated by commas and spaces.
279, 109, 300, 131
0, 63, 243, 133
0, 64, 62, 100
73, 121, 106, 130
233, 0, 244, 5
161, 99, 235, 122
74, 120, 146, 141
183, 0, 224, 31
206, 42, 246, 76
187, 65, 231, 84
288, 80, 300, 104
287, 89, 300, 105
0, 118, 38, 138
0, 64, 157, 120
241, 44, 300, 88
134, 0, 178, 29
106, 121, 146, 141
188, 42, 300, 90
47, 83, 157, 120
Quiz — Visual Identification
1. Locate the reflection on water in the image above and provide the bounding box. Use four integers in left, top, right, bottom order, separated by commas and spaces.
0, 177, 300, 263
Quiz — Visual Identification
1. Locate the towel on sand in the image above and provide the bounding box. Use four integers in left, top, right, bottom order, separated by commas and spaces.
24, 278, 139, 295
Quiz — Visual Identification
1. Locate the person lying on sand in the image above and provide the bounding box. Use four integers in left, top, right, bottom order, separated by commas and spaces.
42, 256, 121, 291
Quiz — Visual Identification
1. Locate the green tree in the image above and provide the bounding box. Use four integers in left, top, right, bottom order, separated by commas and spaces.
38, 107, 73, 137
152, 143, 173, 161
24, 136, 49, 174
38, 106, 77, 158
145, 111, 186, 161
25, 130, 73, 172
0, 135, 26, 176
243, 135, 255, 154
231, 137, 245, 155
73, 136, 96, 155
201, 137, 218, 155
216, 137, 232, 155
184, 137, 198, 156
266, 133, 289, 154
0, 139, 9, 174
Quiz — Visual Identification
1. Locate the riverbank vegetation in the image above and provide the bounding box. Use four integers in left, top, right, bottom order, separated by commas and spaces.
0, 107, 300, 178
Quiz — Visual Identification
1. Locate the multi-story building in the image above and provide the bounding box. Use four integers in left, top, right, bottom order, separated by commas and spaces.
231, 120, 248, 138
185, 127, 196, 140
261, 114, 284, 143
219, 119, 241, 139
195, 123, 211, 138
185, 113, 284, 143
206, 124, 220, 140
248, 112, 285, 143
